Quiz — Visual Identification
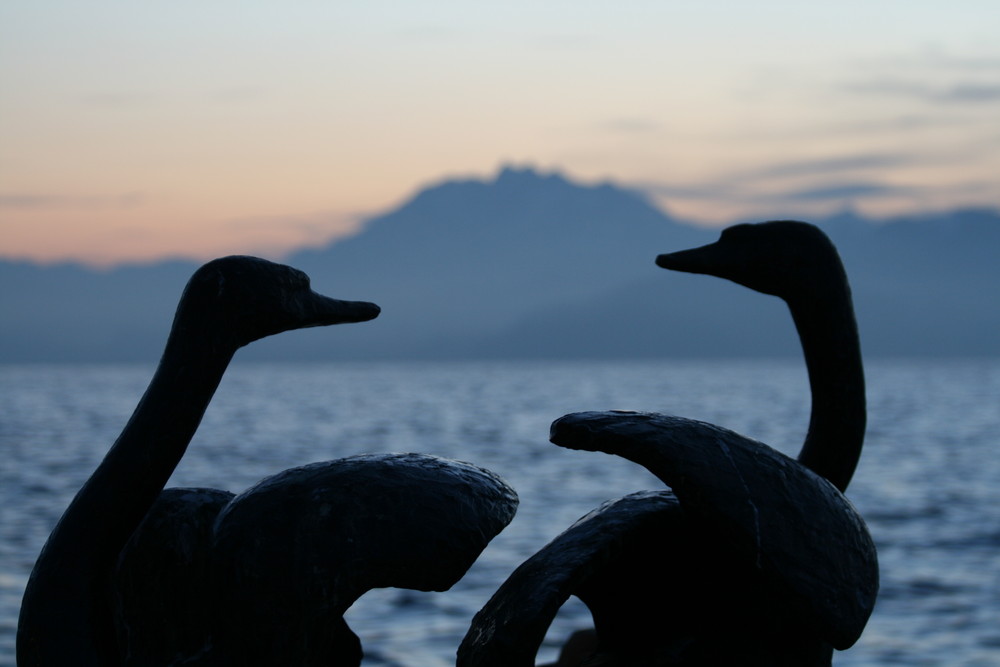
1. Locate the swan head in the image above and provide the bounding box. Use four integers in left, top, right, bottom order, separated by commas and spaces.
176, 256, 380, 348
655, 221, 845, 301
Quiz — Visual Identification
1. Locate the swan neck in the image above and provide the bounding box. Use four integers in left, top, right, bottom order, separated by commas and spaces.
18, 324, 236, 664
789, 287, 866, 493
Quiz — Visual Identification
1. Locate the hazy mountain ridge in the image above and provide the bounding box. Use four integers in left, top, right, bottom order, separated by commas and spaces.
2, 167, 998, 362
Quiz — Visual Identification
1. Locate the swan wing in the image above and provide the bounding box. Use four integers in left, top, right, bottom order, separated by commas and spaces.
207, 453, 517, 663
550, 410, 878, 650
458, 490, 681, 667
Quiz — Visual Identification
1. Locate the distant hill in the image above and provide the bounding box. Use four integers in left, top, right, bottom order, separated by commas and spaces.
2, 167, 998, 362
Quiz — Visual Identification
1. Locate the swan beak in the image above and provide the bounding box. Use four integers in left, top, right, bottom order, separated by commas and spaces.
301, 294, 381, 327
655, 243, 720, 275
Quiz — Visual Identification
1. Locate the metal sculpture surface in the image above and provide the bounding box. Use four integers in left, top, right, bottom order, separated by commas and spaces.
459, 221, 877, 666
17, 256, 518, 666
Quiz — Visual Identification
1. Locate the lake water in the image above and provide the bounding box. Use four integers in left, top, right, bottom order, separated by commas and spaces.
2, 358, 999, 666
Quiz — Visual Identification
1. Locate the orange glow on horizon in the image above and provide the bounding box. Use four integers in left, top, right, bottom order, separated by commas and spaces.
3, 2, 999, 266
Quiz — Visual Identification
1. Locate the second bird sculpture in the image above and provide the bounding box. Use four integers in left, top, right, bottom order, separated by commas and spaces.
459, 221, 877, 666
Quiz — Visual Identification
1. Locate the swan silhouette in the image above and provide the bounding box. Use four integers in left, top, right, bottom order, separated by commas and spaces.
459, 221, 877, 666
17, 256, 518, 666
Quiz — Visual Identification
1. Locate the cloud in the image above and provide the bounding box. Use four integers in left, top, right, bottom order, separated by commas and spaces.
935, 84, 1000, 103
641, 150, 919, 201
782, 182, 912, 202
0, 192, 145, 210
742, 153, 913, 180
641, 182, 739, 200
643, 179, 911, 205
636, 170, 924, 224
0, 194, 69, 208
897, 50, 1000, 73
840, 46, 1000, 107
846, 78, 1000, 104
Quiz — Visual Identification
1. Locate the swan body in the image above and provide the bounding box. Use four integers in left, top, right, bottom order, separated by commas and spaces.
17, 256, 518, 666
549, 411, 877, 654
459, 221, 876, 666
116, 453, 517, 666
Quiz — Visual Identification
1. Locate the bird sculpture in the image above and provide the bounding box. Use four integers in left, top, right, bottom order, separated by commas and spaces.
17, 255, 518, 667
458, 221, 877, 666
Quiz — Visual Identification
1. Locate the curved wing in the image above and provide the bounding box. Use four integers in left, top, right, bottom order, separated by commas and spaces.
458, 490, 681, 667
550, 410, 878, 650
209, 453, 518, 664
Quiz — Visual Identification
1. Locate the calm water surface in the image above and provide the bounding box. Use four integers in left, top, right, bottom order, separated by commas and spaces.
2, 359, 999, 666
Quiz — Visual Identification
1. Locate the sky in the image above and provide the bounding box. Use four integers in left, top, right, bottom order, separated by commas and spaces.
2, 1, 999, 266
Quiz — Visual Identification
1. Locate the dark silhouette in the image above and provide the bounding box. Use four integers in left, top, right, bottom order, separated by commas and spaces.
17, 256, 518, 666
657, 220, 865, 492
458, 222, 877, 666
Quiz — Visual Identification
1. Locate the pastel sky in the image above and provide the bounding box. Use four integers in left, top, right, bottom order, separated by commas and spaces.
3, 1, 999, 266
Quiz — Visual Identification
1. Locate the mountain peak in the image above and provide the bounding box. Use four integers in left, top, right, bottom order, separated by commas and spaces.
493, 164, 571, 188
392, 164, 660, 226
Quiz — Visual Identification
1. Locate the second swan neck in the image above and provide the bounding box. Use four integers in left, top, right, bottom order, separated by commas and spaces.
788, 287, 866, 493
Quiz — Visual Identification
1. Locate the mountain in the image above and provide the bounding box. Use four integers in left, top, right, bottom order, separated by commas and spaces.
2, 166, 998, 362
260, 167, 713, 360
0, 259, 196, 362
